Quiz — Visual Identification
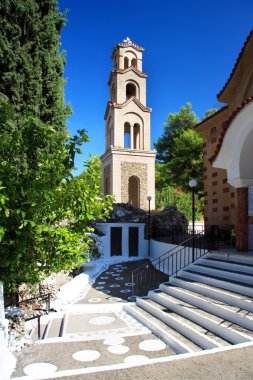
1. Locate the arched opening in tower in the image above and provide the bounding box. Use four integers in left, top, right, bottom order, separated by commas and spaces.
131, 58, 137, 68
124, 57, 129, 69
128, 176, 140, 207
126, 83, 136, 99
124, 122, 131, 148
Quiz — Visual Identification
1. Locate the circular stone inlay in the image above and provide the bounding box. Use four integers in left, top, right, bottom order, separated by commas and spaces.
124, 355, 149, 364
72, 350, 100, 362
88, 298, 101, 303
105, 272, 114, 274
102, 290, 111, 294
125, 282, 134, 286
103, 335, 125, 345
24, 363, 57, 376
89, 316, 115, 325
109, 284, 120, 288
139, 339, 166, 351
100, 277, 108, 280
97, 281, 106, 285
107, 345, 129, 354
96, 286, 104, 290
108, 297, 122, 302
115, 277, 124, 280
120, 289, 131, 293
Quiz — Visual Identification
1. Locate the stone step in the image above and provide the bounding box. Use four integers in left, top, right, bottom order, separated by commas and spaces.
198, 258, 253, 275
45, 317, 63, 339
159, 283, 253, 333
149, 290, 252, 344
207, 252, 253, 266
186, 264, 253, 285
179, 269, 253, 297
124, 302, 201, 354
170, 276, 253, 312
137, 297, 228, 349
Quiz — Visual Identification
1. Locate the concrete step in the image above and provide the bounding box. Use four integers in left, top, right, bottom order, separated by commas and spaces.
149, 290, 252, 344
124, 302, 202, 354
170, 276, 253, 313
186, 264, 253, 285
159, 283, 253, 334
179, 269, 253, 297
136, 297, 228, 349
198, 258, 253, 275
206, 252, 253, 266
45, 317, 63, 339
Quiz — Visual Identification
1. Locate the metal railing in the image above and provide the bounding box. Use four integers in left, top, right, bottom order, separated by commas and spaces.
132, 230, 209, 297
6, 293, 51, 340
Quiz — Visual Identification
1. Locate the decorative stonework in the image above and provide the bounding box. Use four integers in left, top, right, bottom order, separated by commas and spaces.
121, 162, 147, 209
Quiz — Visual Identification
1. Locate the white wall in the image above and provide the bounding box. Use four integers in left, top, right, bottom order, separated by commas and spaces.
96, 223, 148, 260
150, 240, 206, 276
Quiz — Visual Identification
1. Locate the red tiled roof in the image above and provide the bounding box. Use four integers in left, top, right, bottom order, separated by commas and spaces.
217, 30, 253, 100
209, 96, 253, 164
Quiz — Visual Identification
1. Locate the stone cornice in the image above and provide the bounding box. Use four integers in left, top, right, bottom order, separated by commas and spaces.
101, 147, 156, 161
108, 67, 147, 85
111, 41, 144, 58
104, 97, 152, 120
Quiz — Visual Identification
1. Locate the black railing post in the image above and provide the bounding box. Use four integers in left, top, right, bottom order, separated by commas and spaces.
38, 315, 41, 340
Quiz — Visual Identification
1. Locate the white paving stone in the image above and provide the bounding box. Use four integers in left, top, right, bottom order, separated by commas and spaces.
107, 345, 129, 354
124, 355, 149, 364
139, 339, 166, 351
89, 316, 115, 326
72, 350, 100, 362
23, 363, 57, 376
103, 335, 125, 346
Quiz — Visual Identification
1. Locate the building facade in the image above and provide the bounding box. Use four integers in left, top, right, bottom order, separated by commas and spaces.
101, 38, 156, 210
197, 30, 253, 251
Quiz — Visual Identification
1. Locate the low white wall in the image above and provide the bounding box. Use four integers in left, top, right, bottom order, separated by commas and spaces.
96, 223, 148, 260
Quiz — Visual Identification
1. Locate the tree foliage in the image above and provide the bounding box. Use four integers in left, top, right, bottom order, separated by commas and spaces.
0, 1, 113, 292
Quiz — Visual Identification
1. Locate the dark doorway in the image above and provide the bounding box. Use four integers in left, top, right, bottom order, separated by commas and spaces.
128, 176, 140, 207
111, 227, 122, 256
129, 227, 139, 257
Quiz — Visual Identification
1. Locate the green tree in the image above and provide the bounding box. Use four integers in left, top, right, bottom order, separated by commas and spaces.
154, 103, 198, 163
0, 1, 113, 292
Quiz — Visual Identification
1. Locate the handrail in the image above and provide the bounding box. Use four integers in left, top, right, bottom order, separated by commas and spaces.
6, 293, 51, 340
132, 230, 209, 297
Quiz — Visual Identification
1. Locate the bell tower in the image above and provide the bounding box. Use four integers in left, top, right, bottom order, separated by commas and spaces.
101, 38, 156, 210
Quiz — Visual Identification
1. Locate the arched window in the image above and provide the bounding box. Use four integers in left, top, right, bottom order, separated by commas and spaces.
126, 83, 136, 99
133, 123, 140, 149
124, 57, 129, 69
128, 176, 140, 207
124, 122, 131, 148
131, 58, 137, 68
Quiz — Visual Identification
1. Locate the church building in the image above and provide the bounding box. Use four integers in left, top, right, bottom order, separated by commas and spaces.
197, 30, 253, 251
101, 38, 156, 210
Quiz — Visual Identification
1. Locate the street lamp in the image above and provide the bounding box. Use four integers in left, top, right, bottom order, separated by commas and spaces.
189, 179, 197, 262
147, 195, 152, 257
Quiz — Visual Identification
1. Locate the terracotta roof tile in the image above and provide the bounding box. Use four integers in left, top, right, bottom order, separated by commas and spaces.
217, 29, 253, 100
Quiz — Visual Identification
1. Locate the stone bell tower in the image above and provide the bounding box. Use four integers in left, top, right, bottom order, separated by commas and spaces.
101, 38, 156, 210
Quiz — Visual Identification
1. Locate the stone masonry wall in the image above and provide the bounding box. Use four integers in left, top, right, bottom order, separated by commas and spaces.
121, 162, 147, 209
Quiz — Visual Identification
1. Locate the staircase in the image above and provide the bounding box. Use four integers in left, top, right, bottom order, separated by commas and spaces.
27, 312, 66, 341
124, 252, 253, 354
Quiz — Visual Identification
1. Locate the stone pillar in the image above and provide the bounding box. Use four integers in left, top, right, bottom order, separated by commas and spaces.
236, 187, 248, 251
130, 125, 134, 149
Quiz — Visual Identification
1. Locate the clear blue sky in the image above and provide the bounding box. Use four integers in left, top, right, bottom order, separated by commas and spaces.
58, 0, 253, 175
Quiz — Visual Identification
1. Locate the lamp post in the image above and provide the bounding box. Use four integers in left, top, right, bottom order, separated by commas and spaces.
189, 179, 197, 262
147, 195, 152, 257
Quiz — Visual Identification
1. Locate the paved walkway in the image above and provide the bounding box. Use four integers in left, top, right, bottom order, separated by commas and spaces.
11, 259, 253, 380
